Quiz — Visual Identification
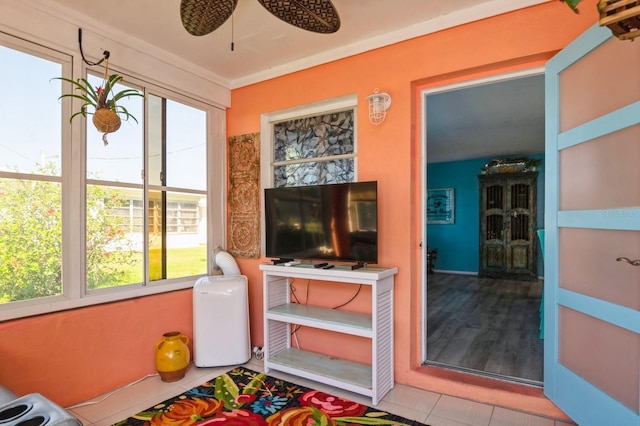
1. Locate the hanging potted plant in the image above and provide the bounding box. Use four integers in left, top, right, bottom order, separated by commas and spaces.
55, 71, 143, 145
561, 0, 640, 40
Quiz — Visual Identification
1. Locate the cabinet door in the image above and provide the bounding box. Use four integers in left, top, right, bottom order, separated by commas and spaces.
480, 179, 507, 274
504, 175, 536, 277
479, 173, 537, 279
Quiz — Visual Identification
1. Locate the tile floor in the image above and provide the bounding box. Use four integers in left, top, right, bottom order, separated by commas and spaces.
67, 358, 576, 426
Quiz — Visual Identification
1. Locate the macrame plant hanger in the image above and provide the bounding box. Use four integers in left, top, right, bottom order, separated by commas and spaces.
97, 56, 111, 108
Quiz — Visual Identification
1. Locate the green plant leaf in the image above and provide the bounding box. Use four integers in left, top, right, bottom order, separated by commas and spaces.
114, 105, 139, 123
53, 73, 142, 125
110, 89, 144, 103
561, 0, 582, 13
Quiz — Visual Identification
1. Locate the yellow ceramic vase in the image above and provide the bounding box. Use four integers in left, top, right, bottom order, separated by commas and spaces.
155, 331, 190, 382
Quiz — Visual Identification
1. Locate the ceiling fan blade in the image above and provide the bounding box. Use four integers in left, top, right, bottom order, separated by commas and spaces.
258, 0, 341, 34
180, 0, 238, 36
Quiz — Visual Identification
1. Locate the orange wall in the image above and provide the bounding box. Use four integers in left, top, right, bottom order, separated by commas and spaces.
230, 0, 598, 419
0, 0, 598, 416
0, 290, 193, 407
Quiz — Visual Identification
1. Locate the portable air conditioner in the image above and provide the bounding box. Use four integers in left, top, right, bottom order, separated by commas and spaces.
193, 275, 251, 367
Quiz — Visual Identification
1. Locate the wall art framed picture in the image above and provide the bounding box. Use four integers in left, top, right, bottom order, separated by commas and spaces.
427, 188, 454, 224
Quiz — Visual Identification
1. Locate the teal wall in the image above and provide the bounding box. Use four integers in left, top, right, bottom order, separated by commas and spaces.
426, 154, 544, 274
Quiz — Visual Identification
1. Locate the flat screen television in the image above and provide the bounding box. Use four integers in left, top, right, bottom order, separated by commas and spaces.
264, 181, 378, 265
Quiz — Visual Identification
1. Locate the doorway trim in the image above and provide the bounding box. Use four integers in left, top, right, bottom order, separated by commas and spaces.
419, 66, 545, 365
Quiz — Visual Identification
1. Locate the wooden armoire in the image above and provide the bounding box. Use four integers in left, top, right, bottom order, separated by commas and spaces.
478, 171, 537, 280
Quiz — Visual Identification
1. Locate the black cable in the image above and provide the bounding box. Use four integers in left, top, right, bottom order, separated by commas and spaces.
78, 28, 110, 66
290, 281, 362, 342
304, 279, 310, 303
290, 279, 311, 339
333, 284, 362, 309
290, 279, 301, 304
290, 279, 311, 304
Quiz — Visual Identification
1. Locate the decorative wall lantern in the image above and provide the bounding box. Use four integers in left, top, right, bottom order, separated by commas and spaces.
365, 89, 392, 125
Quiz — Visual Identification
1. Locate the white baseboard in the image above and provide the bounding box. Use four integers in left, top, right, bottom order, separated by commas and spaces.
432, 270, 545, 281
432, 269, 478, 276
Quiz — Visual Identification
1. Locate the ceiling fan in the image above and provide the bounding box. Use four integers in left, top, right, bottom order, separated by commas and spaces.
180, 0, 341, 37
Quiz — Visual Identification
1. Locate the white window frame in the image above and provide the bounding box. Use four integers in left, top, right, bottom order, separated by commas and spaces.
0, 34, 226, 321
259, 93, 358, 254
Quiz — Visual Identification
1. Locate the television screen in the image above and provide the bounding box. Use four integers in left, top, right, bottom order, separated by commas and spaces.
264, 181, 378, 264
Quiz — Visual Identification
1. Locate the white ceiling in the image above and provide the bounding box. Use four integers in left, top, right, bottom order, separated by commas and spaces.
45, 0, 547, 88
43, 0, 548, 162
426, 73, 545, 163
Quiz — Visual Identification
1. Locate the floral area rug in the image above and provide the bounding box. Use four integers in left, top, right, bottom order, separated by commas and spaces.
113, 366, 428, 425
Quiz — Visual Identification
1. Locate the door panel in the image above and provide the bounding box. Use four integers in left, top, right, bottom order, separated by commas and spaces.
559, 306, 639, 413
510, 245, 528, 269
559, 228, 640, 310
485, 244, 505, 269
560, 124, 640, 210
559, 37, 640, 131
545, 23, 640, 425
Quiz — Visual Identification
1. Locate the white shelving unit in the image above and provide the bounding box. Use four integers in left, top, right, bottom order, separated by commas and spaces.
260, 263, 398, 405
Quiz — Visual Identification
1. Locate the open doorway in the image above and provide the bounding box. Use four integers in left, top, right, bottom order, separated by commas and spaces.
421, 70, 545, 385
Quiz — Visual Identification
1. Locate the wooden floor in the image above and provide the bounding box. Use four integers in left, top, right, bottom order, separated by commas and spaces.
426, 272, 543, 385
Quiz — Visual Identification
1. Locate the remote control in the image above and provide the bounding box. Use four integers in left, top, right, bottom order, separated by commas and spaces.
314, 263, 328, 268
322, 264, 335, 269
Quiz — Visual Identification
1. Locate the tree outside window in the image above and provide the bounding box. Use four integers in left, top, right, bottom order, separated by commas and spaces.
0, 36, 212, 311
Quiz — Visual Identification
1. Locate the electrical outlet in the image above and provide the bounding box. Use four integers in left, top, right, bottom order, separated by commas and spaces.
252, 346, 264, 360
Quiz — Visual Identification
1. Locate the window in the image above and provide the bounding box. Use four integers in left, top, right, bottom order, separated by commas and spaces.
273, 109, 355, 187
261, 94, 358, 189
0, 36, 69, 305
86, 81, 208, 289
0, 33, 223, 320
259, 95, 358, 255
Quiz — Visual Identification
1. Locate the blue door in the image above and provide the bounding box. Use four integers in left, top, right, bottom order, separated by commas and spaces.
545, 24, 640, 425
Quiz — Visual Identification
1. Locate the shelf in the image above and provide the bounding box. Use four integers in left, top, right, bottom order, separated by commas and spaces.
260, 263, 398, 285
267, 304, 372, 337
266, 348, 372, 393
261, 264, 396, 405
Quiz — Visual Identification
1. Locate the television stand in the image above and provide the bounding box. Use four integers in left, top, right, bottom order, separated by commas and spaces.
260, 263, 398, 405
270, 258, 293, 265
350, 261, 365, 270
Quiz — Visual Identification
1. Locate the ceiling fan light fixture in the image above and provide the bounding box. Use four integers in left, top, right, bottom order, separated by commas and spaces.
180, 0, 238, 36
258, 0, 341, 34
